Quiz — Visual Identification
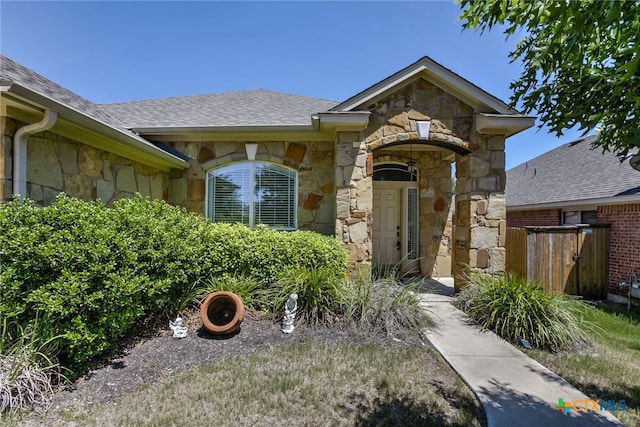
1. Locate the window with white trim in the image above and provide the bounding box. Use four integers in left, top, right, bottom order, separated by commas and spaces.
206, 162, 297, 230
562, 210, 598, 225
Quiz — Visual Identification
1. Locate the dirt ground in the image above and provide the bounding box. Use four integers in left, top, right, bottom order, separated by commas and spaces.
21, 309, 424, 424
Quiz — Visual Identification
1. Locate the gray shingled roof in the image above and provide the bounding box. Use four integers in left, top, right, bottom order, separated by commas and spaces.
506, 135, 640, 207
0, 55, 127, 130
1, 55, 337, 130
100, 90, 339, 128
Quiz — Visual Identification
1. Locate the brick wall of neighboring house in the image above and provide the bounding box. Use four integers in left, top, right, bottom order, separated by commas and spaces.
506, 209, 562, 227
598, 203, 640, 294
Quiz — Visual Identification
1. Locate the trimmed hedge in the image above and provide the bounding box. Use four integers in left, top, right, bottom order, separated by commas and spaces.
0, 195, 347, 374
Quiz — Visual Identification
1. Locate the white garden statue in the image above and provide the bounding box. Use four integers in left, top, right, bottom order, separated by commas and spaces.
169, 316, 188, 338
281, 293, 298, 334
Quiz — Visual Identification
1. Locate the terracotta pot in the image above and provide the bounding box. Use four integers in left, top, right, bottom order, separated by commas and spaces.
200, 291, 245, 335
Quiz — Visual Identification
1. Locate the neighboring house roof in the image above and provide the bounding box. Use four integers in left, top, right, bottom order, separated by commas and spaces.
0, 55, 189, 169
100, 90, 339, 128
506, 135, 640, 209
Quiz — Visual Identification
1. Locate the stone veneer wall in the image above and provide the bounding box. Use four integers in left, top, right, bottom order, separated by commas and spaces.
1, 117, 168, 205
165, 140, 335, 235
335, 131, 373, 275
454, 135, 508, 285
0, 117, 12, 202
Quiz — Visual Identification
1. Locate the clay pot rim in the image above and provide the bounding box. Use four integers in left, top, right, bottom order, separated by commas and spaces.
200, 291, 245, 335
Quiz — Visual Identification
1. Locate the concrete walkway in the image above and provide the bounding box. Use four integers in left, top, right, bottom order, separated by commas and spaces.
417, 278, 624, 427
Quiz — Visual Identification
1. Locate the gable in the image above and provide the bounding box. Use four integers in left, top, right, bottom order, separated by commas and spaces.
332, 56, 516, 114
331, 56, 534, 137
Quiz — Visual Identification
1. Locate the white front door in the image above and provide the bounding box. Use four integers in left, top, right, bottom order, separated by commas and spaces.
373, 182, 419, 273
373, 188, 401, 265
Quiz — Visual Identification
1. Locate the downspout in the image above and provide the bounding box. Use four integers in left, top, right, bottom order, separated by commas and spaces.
13, 109, 58, 200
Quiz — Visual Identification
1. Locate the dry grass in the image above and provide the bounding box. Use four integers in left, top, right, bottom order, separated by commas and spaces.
49, 341, 484, 427
0, 319, 62, 418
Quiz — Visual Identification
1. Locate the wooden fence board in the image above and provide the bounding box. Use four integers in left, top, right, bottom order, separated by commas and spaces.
505, 228, 527, 279
505, 226, 609, 298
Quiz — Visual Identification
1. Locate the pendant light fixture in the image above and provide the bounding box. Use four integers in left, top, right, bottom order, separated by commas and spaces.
407, 142, 416, 175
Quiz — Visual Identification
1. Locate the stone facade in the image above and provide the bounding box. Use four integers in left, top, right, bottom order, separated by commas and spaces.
334, 131, 372, 275
1, 118, 168, 205
331, 80, 507, 287
2, 71, 514, 288
454, 135, 508, 286
0, 117, 13, 202
165, 140, 336, 235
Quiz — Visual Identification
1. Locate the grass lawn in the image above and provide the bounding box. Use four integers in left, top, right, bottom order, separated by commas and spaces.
35, 340, 484, 427
526, 301, 640, 426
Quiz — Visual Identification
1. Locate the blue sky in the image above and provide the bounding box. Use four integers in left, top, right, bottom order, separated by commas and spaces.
1, 1, 583, 169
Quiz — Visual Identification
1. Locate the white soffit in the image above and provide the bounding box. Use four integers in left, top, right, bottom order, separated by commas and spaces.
476, 113, 536, 137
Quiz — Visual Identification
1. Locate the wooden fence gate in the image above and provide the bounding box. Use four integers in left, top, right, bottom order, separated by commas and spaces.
505, 226, 609, 299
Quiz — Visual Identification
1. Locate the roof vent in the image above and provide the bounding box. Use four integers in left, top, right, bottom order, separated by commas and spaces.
569, 137, 587, 147
630, 153, 640, 172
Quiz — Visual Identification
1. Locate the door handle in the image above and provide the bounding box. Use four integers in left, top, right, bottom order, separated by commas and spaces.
572, 252, 581, 262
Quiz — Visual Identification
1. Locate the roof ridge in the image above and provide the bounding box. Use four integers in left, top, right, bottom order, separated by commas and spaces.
99, 88, 338, 106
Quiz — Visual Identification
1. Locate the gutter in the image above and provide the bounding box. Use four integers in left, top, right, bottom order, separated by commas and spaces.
506, 194, 640, 211
13, 109, 58, 200
3, 82, 189, 169
132, 111, 371, 139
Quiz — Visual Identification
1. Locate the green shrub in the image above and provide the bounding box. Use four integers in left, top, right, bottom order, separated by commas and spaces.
455, 274, 592, 350
0, 196, 146, 371
0, 194, 348, 376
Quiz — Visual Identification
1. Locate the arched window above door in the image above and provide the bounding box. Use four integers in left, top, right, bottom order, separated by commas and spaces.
373, 163, 417, 182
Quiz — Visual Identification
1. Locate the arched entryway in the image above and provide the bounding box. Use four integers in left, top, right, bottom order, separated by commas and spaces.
371, 141, 458, 277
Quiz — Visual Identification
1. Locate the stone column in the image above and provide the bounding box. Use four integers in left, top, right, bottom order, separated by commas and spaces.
417, 153, 453, 277
0, 117, 14, 202
334, 131, 372, 276
453, 135, 507, 291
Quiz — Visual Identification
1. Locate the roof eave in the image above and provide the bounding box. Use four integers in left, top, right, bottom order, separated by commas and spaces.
132, 111, 371, 141
133, 124, 318, 134
507, 194, 640, 211
476, 113, 536, 137
317, 111, 370, 131
133, 123, 332, 142
2, 83, 190, 170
